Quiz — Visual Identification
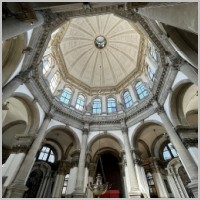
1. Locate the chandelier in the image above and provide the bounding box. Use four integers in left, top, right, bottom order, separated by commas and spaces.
88, 173, 111, 198
87, 66, 111, 197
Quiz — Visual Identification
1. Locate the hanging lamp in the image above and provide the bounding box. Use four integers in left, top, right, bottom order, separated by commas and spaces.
87, 66, 111, 197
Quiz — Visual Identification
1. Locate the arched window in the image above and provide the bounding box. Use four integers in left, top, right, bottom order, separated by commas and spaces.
162, 143, 178, 161
50, 72, 60, 93
93, 98, 101, 114
147, 65, 155, 81
42, 57, 51, 75
149, 44, 158, 61
135, 81, 148, 100
37, 146, 55, 163
62, 174, 69, 197
75, 94, 85, 111
60, 88, 72, 105
107, 97, 117, 113
123, 91, 133, 108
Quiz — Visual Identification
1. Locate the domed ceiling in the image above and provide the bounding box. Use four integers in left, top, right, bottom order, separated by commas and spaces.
59, 14, 144, 88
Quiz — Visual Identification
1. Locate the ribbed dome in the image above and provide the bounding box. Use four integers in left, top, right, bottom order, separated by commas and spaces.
60, 14, 141, 88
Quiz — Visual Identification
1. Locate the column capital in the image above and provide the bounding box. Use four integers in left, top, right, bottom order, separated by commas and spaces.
182, 138, 198, 148
118, 162, 125, 176
11, 144, 30, 154
83, 127, 89, 135
17, 68, 33, 84
70, 149, 80, 168
88, 162, 96, 177
121, 126, 128, 134
57, 160, 71, 175
133, 158, 143, 166
155, 105, 165, 115
169, 55, 185, 70
11, 135, 35, 154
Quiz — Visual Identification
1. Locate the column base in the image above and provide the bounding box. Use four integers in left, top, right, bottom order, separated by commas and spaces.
128, 190, 142, 198
187, 179, 198, 198
71, 190, 86, 198
5, 181, 28, 198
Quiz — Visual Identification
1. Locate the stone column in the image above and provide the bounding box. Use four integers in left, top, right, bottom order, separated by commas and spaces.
118, 160, 128, 198
3, 11, 44, 41
2, 136, 33, 197
72, 124, 89, 197
167, 170, 181, 197
182, 138, 198, 166
52, 160, 71, 198
149, 158, 169, 197
132, 150, 150, 198
2, 76, 23, 103
87, 162, 96, 198
121, 121, 141, 197
169, 167, 188, 198
5, 113, 52, 198
136, 3, 198, 34
2, 69, 32, 103
66, 150, 80, 197
155, 105, 198, 197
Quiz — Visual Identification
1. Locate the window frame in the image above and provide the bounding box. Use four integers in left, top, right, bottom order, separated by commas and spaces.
107, 97, 117, 113
92, 97, 102, 114
147, 65, 155, 81
60, 87, 73, 105
123, 90, 133, 109
42, 56, 52, 76
49, 71, 61, 93
161, 142, 178, 161
37, 145, 56, 163
135, 81, 149, 100
75, 94, 86, 111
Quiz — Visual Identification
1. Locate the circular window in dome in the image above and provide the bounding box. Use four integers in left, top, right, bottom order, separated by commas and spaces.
95, 35, 107, 49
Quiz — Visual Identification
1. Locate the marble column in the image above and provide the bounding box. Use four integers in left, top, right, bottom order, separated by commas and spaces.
3, 11, 44, 41
118, 160, 128, 198
72, 125, 89, 197
132, 150, 150, 198
121, 121, 141, 197
52, 160, 71, 198
169, 167, 188, 198
156, 106, 198, 197
2, 69, 32, 103
5, 113, 52, 198
136, 3, 198, 34
66, 150, 80, 197
149, 158, 169, 198
2, 76, 23, 103
87, 162, 96, 198
2, 135, 33, 197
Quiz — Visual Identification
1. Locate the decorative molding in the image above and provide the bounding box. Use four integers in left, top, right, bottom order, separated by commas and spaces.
57, 160, 71, 175
182, 138, 198, 148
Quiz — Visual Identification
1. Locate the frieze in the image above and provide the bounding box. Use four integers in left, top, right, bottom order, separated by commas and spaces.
12, 144, 30, 154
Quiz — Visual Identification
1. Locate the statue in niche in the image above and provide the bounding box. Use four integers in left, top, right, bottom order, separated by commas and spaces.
85, 102, 92, 113
117, 101, 124, 112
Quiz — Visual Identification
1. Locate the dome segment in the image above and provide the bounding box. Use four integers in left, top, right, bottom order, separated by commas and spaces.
59, 14, 143, 89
